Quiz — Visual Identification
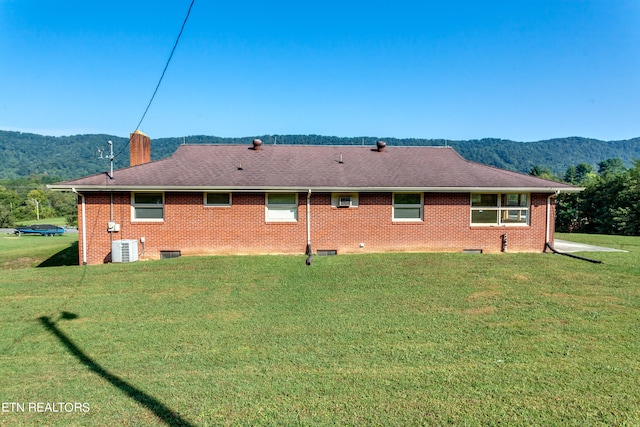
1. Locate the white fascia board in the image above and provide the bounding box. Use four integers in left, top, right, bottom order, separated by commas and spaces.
48, 184, 583, 193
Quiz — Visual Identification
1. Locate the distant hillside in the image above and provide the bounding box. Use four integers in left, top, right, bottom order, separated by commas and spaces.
1, 130, 639, 180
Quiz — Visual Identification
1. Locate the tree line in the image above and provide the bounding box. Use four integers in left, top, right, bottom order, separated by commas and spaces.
0, 175, 76, 228
530, 159, 640, 235
1, 131, 639, 235
2, 130, 640, 180
3, 159, 638, 236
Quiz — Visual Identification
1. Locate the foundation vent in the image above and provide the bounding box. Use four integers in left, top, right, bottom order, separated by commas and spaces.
317, 250, 338, 256
160, 250, 181, 259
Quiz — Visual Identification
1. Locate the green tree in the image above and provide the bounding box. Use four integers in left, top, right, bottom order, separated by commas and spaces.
529, 165, 557, 181
49, 191, 78, 226
48, 191, 75, 213
0, 204, 15, 227
556, 160, 640, 235
555, 192, 584, 232
564, 160, 640, 235
564, 165, 578, 184
0, 186, 20, 226
0, 185, 21, 213
608, 160, 640, 235
575, 163, 595, 184
598, 158, 627, 176
26, 189, 47, 220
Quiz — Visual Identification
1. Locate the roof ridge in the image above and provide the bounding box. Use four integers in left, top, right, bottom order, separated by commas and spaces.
177, 143, 454, 148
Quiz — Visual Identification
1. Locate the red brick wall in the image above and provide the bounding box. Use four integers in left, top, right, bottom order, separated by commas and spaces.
77, 191, 556, 265
129, 131, 151, 167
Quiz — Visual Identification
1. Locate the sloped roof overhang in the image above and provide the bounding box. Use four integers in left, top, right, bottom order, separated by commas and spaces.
48, 184, 584, 194
47, 144, 583, 194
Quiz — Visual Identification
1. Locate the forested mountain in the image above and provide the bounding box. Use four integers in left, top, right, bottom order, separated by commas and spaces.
1, 130, 639, 180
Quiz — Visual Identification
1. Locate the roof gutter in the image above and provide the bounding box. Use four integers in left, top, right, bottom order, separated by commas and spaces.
48, 185, 584, 194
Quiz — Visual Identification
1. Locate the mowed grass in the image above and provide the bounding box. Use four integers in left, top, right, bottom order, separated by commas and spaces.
0, 231, 78, 269
557, 232, 640, 252
0, 236, 639, 426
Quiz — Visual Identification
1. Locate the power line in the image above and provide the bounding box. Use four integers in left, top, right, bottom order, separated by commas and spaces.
115, 0, 196, 159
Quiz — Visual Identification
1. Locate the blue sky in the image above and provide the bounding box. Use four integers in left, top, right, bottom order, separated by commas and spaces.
1, 0, 639, 141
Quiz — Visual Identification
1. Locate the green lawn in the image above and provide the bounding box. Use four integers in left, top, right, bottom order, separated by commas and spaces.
0, 231, 78, 269
556, 232, 640, 252
0, 235, 639, 426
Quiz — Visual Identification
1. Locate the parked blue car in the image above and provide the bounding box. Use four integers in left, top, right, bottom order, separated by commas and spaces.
14, 225, 65, 236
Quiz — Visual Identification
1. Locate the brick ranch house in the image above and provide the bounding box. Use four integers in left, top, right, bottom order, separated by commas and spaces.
49, 131, 580, 265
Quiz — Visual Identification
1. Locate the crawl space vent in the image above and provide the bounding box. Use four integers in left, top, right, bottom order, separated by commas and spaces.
317, 250, 338, 256
160, 250, 181, 259
462, 249, 483, 254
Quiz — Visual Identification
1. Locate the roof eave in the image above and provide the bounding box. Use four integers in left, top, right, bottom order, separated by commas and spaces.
48, 184, 583, 193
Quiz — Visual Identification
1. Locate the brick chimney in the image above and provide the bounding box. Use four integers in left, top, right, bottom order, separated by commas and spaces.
130, 130, 151, 166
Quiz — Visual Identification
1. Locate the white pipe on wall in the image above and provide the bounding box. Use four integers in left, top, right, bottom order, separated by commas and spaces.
546, 192, 559, 245
307, 189, 311, 247
72, 188, 87, 265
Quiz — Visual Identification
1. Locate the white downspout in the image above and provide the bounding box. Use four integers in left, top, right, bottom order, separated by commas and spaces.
306, 189, 311, 248
546, 192, 558, 245
305, 189, 314, 265
72, 188, 87, 265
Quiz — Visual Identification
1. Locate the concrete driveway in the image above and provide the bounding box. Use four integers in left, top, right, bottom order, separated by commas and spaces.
553, 239, 627, 253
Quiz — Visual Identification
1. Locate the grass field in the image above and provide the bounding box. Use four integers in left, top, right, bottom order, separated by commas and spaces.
0, 231, 78, 269
0, 233, 639, 426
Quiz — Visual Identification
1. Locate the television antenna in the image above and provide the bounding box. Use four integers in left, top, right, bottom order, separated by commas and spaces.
107, 140, 114, 179
96, 141, 115, 178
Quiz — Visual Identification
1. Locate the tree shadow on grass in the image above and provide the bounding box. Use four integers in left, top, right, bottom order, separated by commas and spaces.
38, 241, 79, 267
38, 313, 197, 427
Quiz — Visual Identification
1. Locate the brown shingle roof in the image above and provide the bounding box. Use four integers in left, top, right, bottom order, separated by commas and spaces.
50, 144, 579, 192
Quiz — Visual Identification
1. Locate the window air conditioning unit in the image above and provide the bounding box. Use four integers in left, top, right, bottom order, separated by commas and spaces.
112, 239, 139, 263
338, 196, 352, 207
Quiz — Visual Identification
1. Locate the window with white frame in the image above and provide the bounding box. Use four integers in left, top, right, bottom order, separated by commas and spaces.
471, 193, 529, 225
132, 192, 164, 221
204, 192, 231, 207
393, 193, 423, 221
266, 193, 298, 222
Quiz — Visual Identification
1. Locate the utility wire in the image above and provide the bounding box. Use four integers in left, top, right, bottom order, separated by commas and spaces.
115, 0, 195, 159
135, 0, 195, 131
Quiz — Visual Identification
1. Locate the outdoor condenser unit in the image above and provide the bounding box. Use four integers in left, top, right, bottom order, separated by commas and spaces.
112, 239, 139, 263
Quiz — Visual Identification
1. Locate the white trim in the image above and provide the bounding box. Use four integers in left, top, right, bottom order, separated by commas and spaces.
131, 192, 165, 222
470, 192, 530, 227
392, 192, 424, 222
48, 185, 583, 194
204, 192, 232, 207
265, 193, 298, 222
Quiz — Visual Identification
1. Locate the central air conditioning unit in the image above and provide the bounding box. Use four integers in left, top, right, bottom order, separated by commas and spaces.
112, 239, 139, 263
338, 196, 352, 207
